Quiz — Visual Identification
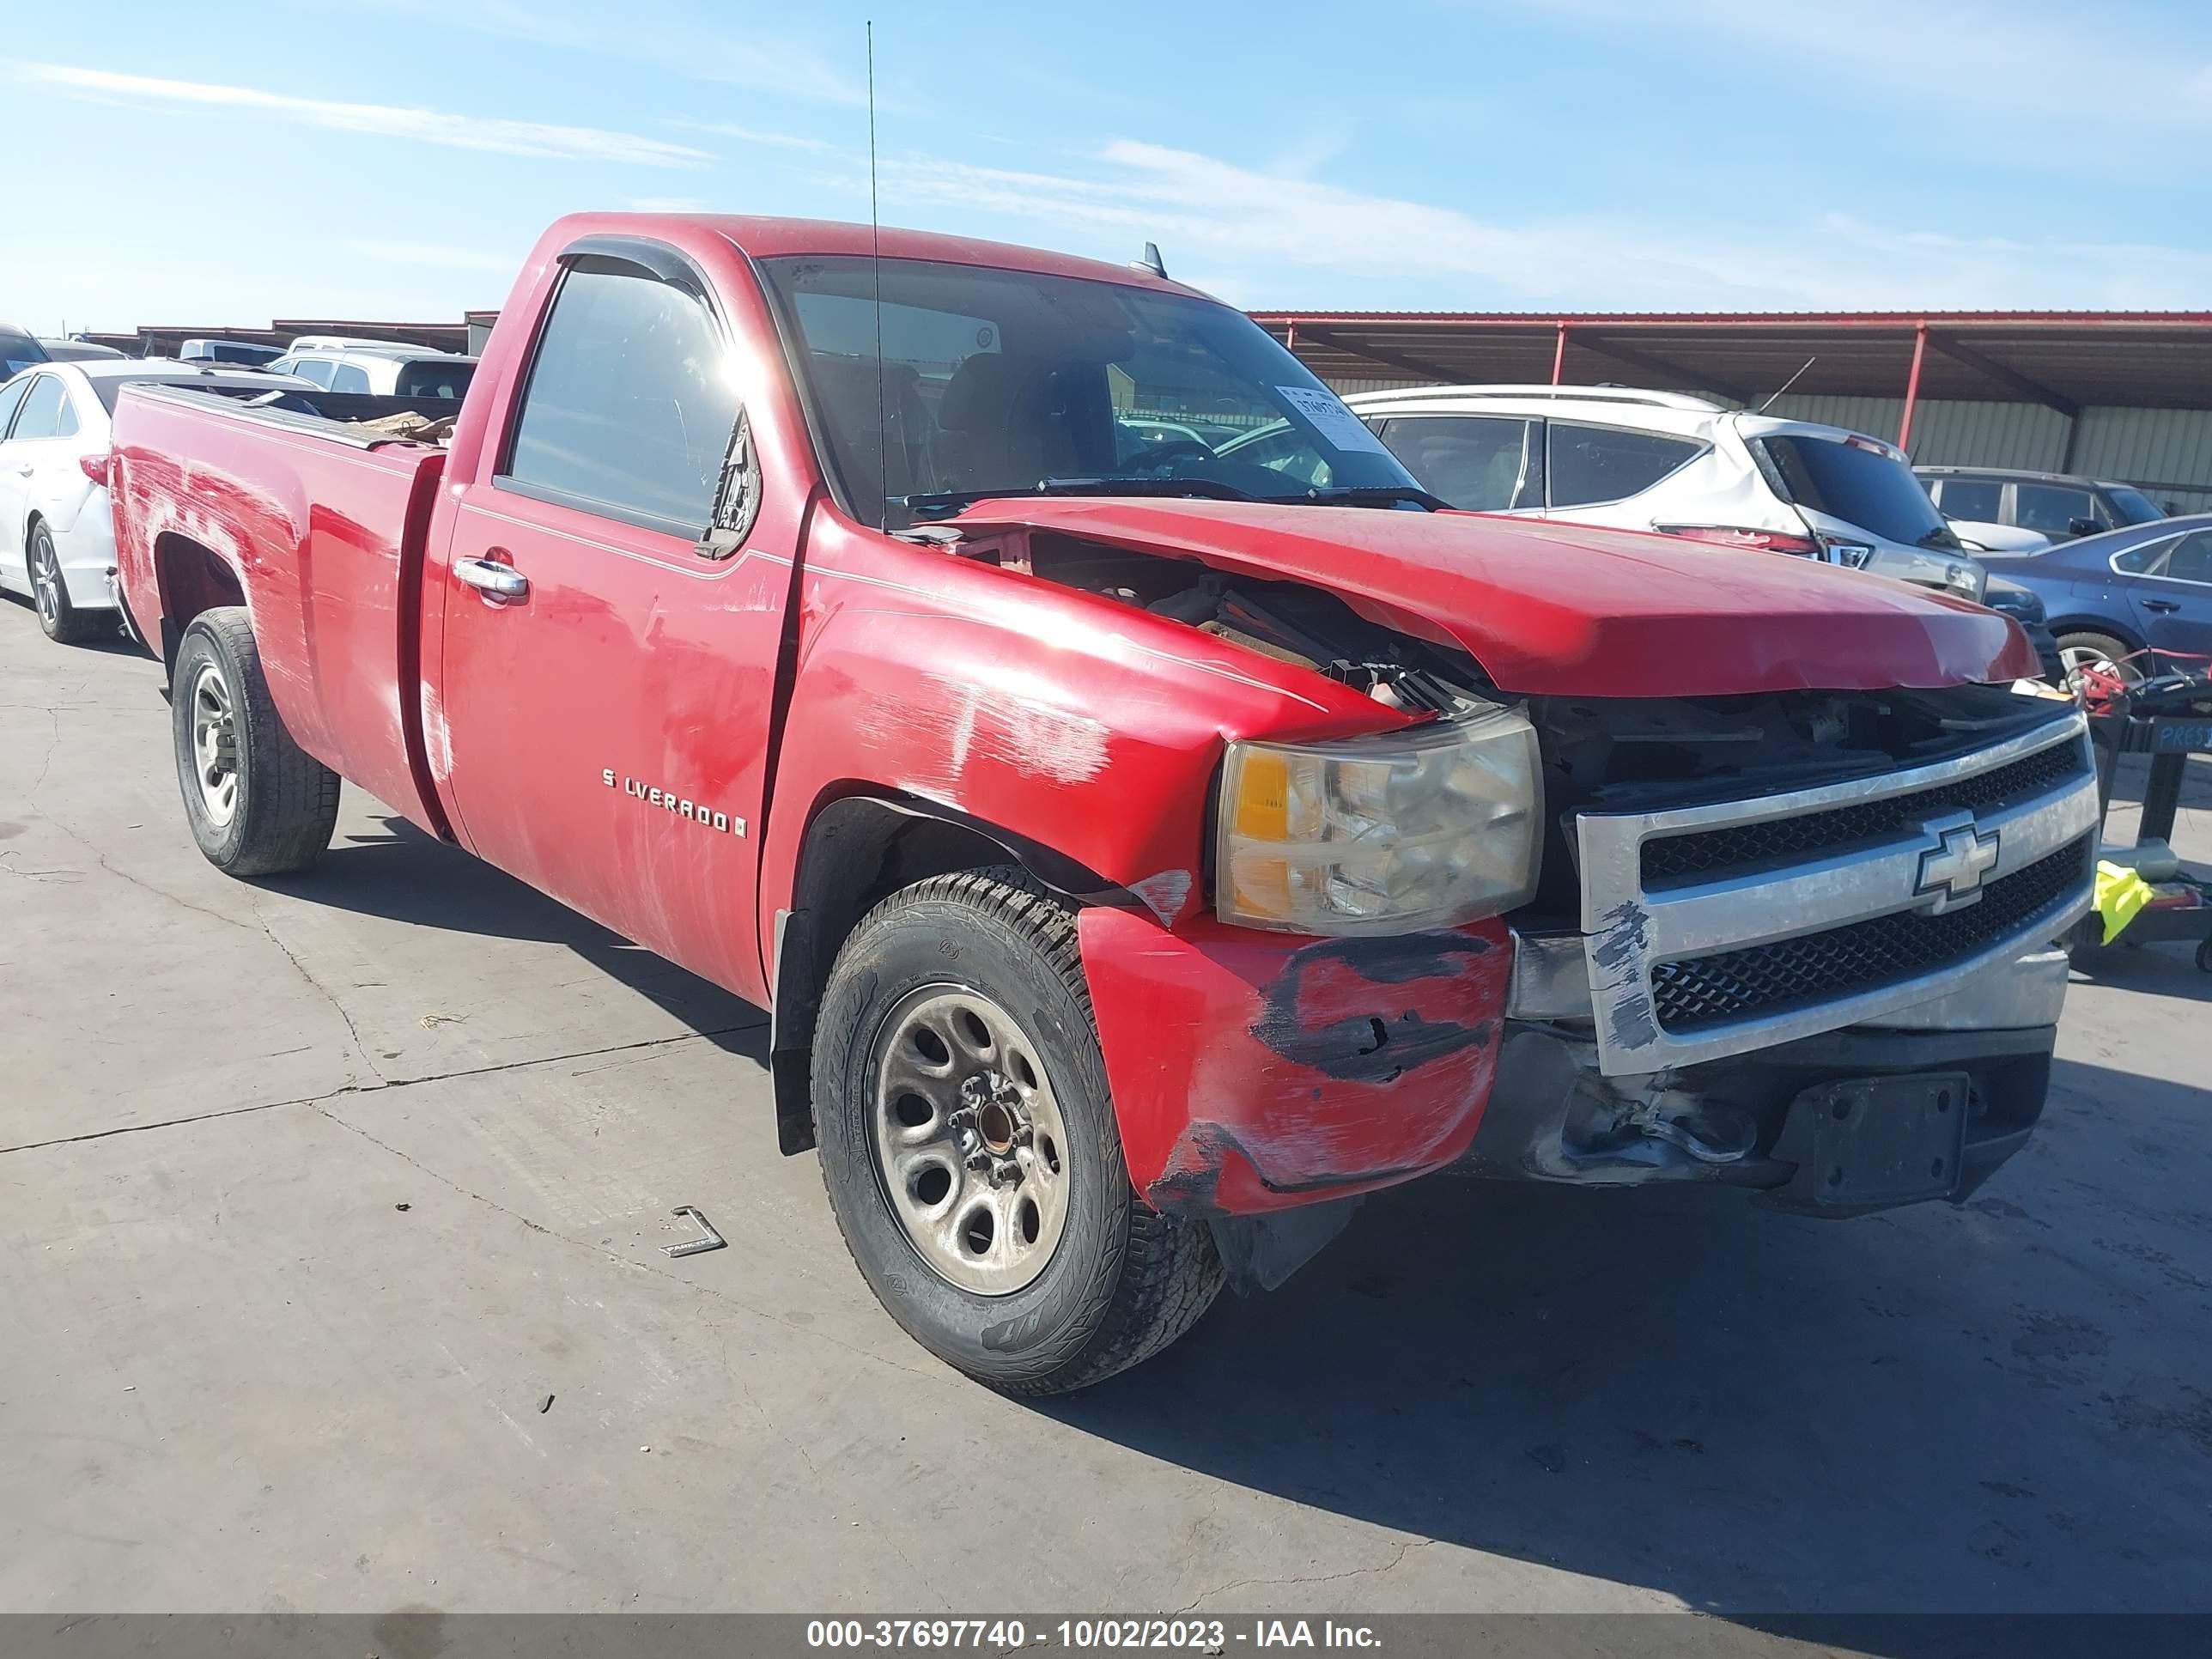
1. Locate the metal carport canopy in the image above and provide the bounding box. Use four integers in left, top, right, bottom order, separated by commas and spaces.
1252, 311, 2212, 416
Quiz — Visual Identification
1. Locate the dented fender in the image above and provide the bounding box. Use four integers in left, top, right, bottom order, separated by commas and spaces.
1079, 906, 1513, 1216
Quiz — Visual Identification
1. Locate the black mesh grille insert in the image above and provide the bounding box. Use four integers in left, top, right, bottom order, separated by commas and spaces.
1650, 836, 2090, 1033
1640, 738, 2085, 885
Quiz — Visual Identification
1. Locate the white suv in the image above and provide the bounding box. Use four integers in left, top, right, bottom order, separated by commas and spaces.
1342, 386, 1986, 601
267, 338, 477, 399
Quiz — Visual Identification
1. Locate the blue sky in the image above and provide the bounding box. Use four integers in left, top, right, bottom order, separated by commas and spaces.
5, 0, 2210, 334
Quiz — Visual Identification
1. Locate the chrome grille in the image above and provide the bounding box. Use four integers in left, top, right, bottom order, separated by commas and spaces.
1576, 714, 2100, 1076
1650, 836, 2092, 1032
1640, 741, 2087, 885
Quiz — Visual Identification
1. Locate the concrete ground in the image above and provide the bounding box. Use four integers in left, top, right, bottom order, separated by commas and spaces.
3, 598, 2209, 1627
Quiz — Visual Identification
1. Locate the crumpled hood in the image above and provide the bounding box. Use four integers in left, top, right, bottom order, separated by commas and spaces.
952, 497, 2037, 697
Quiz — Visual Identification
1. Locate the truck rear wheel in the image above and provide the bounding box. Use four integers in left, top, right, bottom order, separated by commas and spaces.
812, 868, 1223, 1395
172, 608, 341, 877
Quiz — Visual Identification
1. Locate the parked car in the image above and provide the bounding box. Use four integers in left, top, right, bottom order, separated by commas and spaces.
107, 212, 2091, 1393
179, 338, 286, 367
38, 338, 129, 362
1917, 465, 2171, 545
267, 340, 477, 398
1978, 512, 2212, 681
1345, 386, 1988, 601
1, 325, 48, 378
1982, 574, 2064, 681
0, 361, 296, 642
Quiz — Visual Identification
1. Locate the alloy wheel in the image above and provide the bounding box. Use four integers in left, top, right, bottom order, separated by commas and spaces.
868, 983, 1072, 1296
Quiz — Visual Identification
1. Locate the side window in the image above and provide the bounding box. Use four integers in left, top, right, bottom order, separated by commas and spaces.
1547, 422, 1701, 508
2161, 532, 2212, 585
55, 386, 81, 439
1377, 416, 1539, 511
328, 363, 372, 394
2112, 535, 2179, 576
0, 376, 33, 440
2015, 483, 2094, 536
502, 262, 739, 536
8, 375, 66, 441
1936, 478, 2002, 520
291, 357, 337, 389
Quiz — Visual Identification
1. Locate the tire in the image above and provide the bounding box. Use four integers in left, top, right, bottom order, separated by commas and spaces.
2056, 629, 2138, 690
812, 867, 1223, 1395
171, 608, 341, 876
28, 520, 104, 644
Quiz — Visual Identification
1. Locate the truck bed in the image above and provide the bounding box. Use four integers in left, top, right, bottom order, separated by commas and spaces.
109, 382, 455, 836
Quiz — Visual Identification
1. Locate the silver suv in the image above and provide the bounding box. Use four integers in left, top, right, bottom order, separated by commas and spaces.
1344, 385, 1986, 600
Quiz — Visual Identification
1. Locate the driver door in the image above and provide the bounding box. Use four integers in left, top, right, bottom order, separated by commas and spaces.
435, 247, 792, 1003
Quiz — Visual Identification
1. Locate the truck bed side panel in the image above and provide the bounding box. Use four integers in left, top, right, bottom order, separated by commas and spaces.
111, 390, 448, 834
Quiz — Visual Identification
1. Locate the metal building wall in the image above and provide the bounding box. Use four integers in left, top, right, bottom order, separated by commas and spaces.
2071, 408, 2212, 510
1764, 396, 2075, 471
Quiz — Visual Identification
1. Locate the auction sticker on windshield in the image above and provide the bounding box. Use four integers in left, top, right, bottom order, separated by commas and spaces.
1277, 386, 1392, 454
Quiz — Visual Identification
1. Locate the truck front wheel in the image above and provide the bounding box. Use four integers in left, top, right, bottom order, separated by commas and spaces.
813, 868, 1223, 1395
171, 608, 341, 877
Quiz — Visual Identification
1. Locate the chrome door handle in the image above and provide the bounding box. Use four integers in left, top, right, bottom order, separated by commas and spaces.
12, 465, 30, 477
453, 556, 528, 599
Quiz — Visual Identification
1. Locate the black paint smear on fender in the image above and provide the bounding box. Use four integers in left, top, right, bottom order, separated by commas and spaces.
1249, 933, 1496, 1085
1145, 1120, 1469, 1218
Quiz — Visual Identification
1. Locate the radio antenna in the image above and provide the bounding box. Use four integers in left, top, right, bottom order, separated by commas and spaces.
1754, 356, 1817, 414
867, 20, 887, 532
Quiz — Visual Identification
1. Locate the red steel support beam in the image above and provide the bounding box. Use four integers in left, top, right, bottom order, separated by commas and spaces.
1552, 323, 1568, 385
1898, 324, 1928, 449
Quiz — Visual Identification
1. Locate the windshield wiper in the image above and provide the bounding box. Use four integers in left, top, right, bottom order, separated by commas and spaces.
1261, 485, 1449, 512
904, 477, 1253, 520
1916, 526, 1966, 550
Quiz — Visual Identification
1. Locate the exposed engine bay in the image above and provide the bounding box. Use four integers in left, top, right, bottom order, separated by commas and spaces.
918, 527, 1498, 718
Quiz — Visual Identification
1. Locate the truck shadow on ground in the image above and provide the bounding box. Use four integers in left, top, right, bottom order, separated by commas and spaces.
1048, 1054, 2212, 1620
257, 814, 767, 1053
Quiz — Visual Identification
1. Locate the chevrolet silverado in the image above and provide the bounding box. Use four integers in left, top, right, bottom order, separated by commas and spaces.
108, 214, 2100, 1393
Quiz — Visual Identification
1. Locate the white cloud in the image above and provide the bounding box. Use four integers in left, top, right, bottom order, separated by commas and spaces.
672, 121, 837, 153
875, 138, 2212, 309
19, 64, 712, 167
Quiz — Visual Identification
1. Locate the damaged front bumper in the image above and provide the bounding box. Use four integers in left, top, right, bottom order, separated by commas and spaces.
1078, 906, 1513, 1219
1467, 938, 2069, 1212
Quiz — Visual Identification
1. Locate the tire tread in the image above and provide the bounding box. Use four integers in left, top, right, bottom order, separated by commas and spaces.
177, 608, 341, 876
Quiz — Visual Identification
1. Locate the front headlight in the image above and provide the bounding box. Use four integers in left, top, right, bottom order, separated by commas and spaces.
1216, 705, 1542, 935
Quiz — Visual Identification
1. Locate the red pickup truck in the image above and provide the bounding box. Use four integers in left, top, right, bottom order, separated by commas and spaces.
110, 213, 2101, 1393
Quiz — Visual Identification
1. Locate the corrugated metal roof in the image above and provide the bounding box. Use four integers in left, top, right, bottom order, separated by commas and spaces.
1259, 311, 2212, 411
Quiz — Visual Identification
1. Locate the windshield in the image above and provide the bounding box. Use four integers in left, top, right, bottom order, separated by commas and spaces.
1, 329, 47, 377
2106, 484, 2166, 526
757, 256, 1419, 530
1758, 434, 1960, 549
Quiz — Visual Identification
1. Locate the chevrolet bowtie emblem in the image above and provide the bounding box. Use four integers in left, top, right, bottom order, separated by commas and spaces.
1915, 819, 2000, 913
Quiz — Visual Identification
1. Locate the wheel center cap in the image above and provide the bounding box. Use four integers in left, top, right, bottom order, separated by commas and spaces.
958, 1071, 1024, 1155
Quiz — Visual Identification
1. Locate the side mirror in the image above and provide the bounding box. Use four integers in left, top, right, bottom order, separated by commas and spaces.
2067, 517, 2100, 538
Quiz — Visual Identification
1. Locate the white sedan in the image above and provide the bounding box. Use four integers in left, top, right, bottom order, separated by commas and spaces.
0, 360, 294, 643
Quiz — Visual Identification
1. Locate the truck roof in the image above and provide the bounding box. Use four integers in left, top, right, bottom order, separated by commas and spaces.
580, 212, 1218, 301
